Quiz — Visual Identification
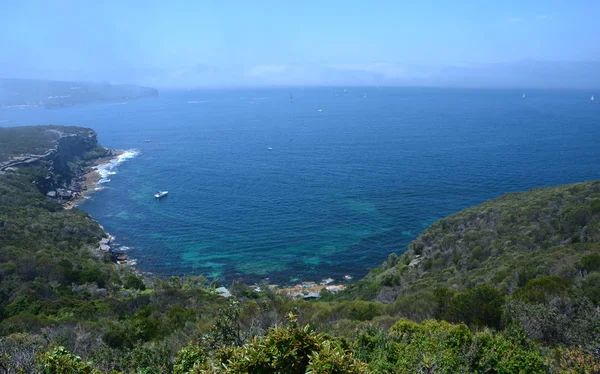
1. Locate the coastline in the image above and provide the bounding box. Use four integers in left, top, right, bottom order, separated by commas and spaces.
65, 149, 136, 267
66, 149, 350, 297
64, 150, 125, 210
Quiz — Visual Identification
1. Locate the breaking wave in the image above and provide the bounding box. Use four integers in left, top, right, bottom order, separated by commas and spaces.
96, 149, 140, 184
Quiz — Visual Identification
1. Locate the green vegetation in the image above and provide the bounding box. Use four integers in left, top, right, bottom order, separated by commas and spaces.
350, 181, 600, 305
1, 126, 599, 372
0, 125, 97, 162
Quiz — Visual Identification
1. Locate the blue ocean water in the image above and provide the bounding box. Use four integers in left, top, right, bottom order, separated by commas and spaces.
2, 88, 599, 284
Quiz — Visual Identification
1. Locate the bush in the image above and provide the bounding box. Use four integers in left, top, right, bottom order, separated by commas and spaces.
103, 328, 133, 349
513, 276, 572, 304
446, 285, 504, 329
124, 273, 146, 290
470, 330, 547, 373
39, 346, 98, 374
582, 272, 600, 303
173, 343, 207, 374
387, 319, 473, 372
581, 253, 600, 273
211, 313, 366, 373
348, 302, 383, 321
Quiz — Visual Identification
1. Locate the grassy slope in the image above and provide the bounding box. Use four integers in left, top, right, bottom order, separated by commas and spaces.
348, 180, 600, 301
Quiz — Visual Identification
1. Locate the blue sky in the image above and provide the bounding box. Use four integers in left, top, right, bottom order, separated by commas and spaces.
1, 1, 599, 88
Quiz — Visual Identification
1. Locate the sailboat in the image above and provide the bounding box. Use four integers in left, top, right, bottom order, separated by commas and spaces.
591, 95, 595, 101
522, 93, 526, 98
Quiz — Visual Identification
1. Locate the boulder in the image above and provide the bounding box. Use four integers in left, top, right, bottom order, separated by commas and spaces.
215, 287, 232, 298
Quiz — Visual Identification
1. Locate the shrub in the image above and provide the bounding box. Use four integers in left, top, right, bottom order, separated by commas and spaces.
582, 272, 600, 303
581, 253, 600, 273
513, 276, 571, 304
39, 346, 98, 374
348, 302, 383, 322
446, 285, 504, 329
470, 330, 547, 373
173, 343, 206, 374
212, 313, 366, 373
124, 273, 146, 290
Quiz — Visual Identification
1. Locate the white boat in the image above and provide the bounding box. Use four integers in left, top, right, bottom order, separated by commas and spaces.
154, 191, 168, 198
268, 147, 273, 151
144, 139, 151, 142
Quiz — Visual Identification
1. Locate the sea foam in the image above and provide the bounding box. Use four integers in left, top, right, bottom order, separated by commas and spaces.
96, 149, 140, 184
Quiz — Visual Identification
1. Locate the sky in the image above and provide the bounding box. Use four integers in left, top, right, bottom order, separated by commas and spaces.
1, 0, 599, 88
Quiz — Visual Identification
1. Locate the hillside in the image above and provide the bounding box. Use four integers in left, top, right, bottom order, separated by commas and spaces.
0, 127, 599, 372
0, 78, 158, 108
349, 181, 600, 303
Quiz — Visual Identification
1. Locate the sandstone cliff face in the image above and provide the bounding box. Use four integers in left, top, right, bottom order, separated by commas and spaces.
51, 131, 100, 177
0, 126, 107, 201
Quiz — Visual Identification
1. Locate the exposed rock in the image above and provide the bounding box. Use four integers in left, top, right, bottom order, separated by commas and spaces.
115, 252, 128, 264
325, 285, 345, 293
215, 287, 232, 298
56, 189, 72, 199
408, 258, 421, 268
303, 292, 321, 300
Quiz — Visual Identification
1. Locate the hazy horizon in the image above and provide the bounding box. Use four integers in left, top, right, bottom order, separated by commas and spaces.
2, 1, 600, 89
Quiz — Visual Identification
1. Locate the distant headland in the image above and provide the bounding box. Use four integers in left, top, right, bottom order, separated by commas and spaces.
0, 78, 158, 109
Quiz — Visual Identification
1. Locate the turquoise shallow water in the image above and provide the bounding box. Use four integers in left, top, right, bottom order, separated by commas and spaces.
2, 87, 600, 284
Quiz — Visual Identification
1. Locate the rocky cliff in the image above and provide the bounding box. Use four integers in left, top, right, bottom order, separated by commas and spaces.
51, 131, 101, 176
0, 125, 111, 201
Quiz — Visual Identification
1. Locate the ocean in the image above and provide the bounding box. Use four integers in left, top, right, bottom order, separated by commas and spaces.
1, 87, 599, 284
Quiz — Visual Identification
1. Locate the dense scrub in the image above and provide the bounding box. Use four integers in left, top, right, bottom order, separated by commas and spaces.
350, 181, 600, 304
1, 128, 599, 372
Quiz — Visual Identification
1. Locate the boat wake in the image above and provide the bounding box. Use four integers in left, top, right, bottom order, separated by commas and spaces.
96, 149, 140, 184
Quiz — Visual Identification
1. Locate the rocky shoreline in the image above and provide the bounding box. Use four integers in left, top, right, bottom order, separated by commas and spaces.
62, 150, 124, 209
43, 148, 132, 266
42, 143, 350, 297
76, 151, 133, 266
